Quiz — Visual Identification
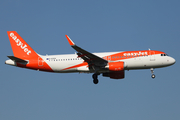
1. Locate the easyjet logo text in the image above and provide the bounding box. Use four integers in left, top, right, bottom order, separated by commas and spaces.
123, 51, 148, 56
10, 33, 31, 55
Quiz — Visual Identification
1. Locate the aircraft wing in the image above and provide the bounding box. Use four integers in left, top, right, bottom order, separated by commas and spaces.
65, 35, 108, 67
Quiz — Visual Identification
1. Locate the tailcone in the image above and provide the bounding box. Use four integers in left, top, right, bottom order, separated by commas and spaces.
5, 59, 16, 66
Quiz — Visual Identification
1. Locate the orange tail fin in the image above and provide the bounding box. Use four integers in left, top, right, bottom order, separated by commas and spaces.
7, 31, 38, 59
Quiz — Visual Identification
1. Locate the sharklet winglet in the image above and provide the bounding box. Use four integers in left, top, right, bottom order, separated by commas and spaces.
65, 35, 75, 46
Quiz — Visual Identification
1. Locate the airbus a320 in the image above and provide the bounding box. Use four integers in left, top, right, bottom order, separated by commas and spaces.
5, 31, 176, 84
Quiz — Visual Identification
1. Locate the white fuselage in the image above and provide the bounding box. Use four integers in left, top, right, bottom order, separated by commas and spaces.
40, 51, 175, 73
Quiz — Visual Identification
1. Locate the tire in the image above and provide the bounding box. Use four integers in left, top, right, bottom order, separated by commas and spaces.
93, 79, 98, 84
151, 74, 155, 79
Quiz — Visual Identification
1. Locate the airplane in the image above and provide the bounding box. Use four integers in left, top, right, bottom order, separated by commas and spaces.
5, 31, 176, 84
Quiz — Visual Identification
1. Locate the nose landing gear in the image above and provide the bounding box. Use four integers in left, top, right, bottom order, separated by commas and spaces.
151, 68, 155, 79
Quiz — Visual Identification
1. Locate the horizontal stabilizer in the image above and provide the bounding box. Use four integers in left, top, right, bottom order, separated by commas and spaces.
7, 56, 28, 63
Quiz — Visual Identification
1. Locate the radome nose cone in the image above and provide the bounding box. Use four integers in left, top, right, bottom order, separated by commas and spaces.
172, 58, 176, 64
169, 57, 176, 65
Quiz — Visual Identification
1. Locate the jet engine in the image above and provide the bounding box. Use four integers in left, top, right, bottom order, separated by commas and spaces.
103, 61, 125, 79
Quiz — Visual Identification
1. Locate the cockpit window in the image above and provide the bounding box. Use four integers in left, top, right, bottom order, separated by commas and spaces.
161, 54, 168, 56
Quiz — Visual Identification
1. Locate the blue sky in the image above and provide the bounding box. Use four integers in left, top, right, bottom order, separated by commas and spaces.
0, 0, 180, 120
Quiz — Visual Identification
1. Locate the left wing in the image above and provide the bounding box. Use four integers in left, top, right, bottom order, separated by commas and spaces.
65, 35, 108, 67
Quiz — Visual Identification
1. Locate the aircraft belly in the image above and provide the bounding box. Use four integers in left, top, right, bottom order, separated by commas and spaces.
124, 58, 144, 69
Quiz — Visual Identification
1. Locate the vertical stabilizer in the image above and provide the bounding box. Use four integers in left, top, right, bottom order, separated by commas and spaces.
7, 31, 38, 59
6, 31, 53, 72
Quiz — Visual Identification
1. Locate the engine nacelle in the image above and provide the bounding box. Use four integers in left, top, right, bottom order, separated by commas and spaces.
108, 61, 124, 71
103, 61, 125, 79
103, 71, 124, 79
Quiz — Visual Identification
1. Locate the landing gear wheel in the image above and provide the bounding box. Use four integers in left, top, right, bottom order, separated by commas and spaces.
92, 73, 99, 84
92, 74, 98, 79
150, 68, 156, 79
151, 74, 155, 79
93, 79, 99, 84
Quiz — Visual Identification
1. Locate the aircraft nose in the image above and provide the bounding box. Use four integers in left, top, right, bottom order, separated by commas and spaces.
169, 57, 176, 65
172, 58, 176, 64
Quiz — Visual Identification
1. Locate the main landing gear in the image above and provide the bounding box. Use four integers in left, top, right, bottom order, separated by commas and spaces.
151, 68, 155, 79
92, 73, 100, 84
